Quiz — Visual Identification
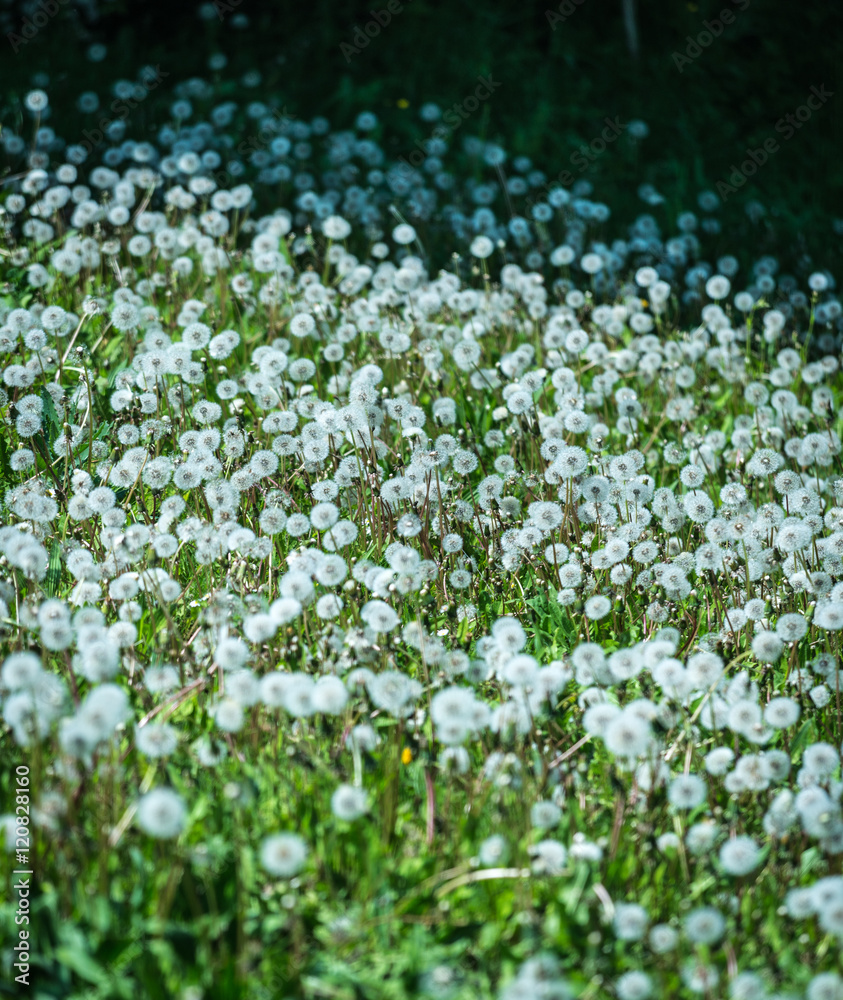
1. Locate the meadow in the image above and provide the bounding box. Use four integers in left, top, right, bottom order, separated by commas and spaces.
1, 7, 843, 998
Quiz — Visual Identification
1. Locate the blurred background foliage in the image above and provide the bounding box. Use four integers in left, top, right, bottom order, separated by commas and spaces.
1, 0, 841, 263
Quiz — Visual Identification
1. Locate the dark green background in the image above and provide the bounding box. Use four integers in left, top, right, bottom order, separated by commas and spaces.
2, 0, 842, 262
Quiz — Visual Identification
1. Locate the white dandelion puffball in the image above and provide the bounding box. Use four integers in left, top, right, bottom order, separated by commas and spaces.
260, 832, 308, 877
136, 788, 187, 839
